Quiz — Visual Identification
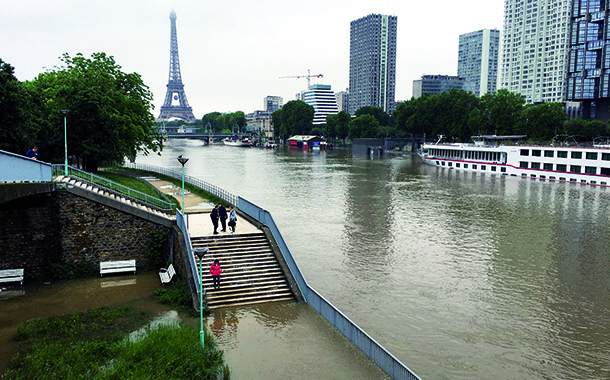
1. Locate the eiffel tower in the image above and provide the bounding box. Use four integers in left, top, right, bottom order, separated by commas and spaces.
157, 10, 196, 122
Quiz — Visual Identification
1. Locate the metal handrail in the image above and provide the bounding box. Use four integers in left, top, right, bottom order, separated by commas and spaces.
52, 165, 173, 210
123, 163, 238, 206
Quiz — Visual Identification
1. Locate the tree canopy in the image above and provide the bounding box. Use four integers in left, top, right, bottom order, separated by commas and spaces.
22, 53, 161, 171
272, 100, 314, 140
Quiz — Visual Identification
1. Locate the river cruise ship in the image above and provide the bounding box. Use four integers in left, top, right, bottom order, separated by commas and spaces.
419, 135, 610, 187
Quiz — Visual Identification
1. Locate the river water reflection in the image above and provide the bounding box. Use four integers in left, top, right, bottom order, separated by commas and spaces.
137, 141, 610, 379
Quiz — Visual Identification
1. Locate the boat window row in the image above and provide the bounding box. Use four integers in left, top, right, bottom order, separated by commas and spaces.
520, 149, 610, 160
428, 148, 506, 163
437, 160, 507, 173
519, 161, 610, 175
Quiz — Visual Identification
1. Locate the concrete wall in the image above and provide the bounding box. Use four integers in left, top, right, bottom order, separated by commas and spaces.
0, 190, 172, 280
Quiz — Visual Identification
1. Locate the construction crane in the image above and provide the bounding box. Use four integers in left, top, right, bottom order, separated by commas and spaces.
279, 69, 323, 90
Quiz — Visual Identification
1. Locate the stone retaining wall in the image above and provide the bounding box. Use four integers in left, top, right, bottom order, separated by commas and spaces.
0, 190, 172, 280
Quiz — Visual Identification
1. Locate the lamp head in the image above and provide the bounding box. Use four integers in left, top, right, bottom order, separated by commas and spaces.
177, 155, 189, 165
193, 247, 209, 259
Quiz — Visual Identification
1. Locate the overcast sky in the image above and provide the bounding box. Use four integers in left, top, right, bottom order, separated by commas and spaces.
2, 0, 503, 117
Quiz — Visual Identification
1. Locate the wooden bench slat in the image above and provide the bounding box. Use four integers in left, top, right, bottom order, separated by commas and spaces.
100, 260, 136, 277
0, 268, 25, 285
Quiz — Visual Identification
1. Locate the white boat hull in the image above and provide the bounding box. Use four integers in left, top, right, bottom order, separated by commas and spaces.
419, 142, 610, 187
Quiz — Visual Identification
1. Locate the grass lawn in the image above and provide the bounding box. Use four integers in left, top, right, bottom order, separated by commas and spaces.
2, 305, 229, 380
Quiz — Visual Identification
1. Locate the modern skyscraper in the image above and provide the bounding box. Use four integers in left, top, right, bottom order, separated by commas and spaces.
303, 84, 339, 125
158, 10, 195, 122
500, 0, 571, 104
566, 1, 610, 120
349, 14, 397, 114
335, 90, 349, 112
458, 29, 500, 97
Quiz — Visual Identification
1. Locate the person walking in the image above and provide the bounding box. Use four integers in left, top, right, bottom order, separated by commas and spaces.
25, 146, 38, 160
228, 206, 237, 234
218, 203, 228, 232
210, 204, 220, 234
209, 259, 223, 289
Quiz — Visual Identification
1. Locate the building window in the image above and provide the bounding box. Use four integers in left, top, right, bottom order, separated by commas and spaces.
571, 151, 582, 159
570, 165, 581, 173
464, 164, 469, 169
481, 165, 486, 170
544, 150, 554, 157
456, 163, 460, 168
491, 166, 497, 171
520, 161, 529, 168
557, 151, 568, 158
532, 150, 541, 156
601, 167, 610, 175
585, 166, 597, 174
501, 167, 506, 173
586, 152, 598, 160
520, 149, 529, 156
531, 162, 540, 169
557, 164, 567, 171
448, 162, 452, 167
544, 163, 553, 170
473, 164, 477, 169
602, 153, 610, 161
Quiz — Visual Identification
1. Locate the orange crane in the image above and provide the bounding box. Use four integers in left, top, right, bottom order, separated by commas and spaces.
279, 69, 323, 90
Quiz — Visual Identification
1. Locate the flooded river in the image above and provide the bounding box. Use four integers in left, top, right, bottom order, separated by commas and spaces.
2, 141, 608, 379
138, 141, 610, 380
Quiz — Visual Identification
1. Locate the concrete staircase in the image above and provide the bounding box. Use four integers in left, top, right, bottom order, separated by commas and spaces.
54, 175, 174, 219
192, 232, 295, 309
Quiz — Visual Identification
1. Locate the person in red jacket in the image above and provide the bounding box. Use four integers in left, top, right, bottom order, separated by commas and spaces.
209, 259, 223, 289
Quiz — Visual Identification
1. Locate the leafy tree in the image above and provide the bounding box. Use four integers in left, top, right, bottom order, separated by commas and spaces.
349, 114, 380, 139
325, 114, 338, 140
202, 112, 222, 132
479, 89, 526, 136
0, 59, 41, 156
271, 109, 281, 141
355, 106, 391, 127
522, 102, 567, 141
336, 111, 351, 142
229, 111, 247, 129
277, 100, 314, 139
25, 53, 161, 171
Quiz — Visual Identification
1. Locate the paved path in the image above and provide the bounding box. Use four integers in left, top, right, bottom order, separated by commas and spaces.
143, 176, 259, 238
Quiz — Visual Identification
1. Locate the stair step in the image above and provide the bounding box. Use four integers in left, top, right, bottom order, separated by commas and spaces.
208, 297, 296, 309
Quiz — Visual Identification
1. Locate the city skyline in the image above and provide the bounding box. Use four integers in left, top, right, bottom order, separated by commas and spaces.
1, 0, 503, 117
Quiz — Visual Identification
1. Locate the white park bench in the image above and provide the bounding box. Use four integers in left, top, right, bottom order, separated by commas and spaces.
159, 263, 176, 285
100, 260, 136, 277
0, 268, 24, 286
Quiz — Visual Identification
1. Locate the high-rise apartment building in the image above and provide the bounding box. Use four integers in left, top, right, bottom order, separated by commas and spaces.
566, 1, 610, 120
348, 14, 397, 114
303, 84, 339, 125
458, 29, 500, 97
264, 96, 283, 112
500, 0, 571, 104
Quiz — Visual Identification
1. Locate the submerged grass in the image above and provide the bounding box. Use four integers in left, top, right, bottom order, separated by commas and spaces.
3, 305, 229, 380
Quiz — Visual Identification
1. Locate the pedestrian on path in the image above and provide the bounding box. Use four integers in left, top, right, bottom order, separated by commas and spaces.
228, 206, 237, 234
218, 203, 228, 232
210, 204, 220, 234
209, 259, 223, 289
25, 146, 38, 160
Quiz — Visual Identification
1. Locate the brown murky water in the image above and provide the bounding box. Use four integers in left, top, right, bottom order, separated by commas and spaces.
0, 272, 387, 379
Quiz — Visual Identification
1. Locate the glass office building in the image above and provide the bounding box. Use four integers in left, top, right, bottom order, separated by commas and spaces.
458, 29, 500, 97
566, 0, 610, 120
501, 0, 571, 104
349, 14, 397, 114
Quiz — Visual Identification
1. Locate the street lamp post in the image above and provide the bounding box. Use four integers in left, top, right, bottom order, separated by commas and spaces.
193, 247, 209, 348
61, 109, 70, 176
177, 155, 189, 214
